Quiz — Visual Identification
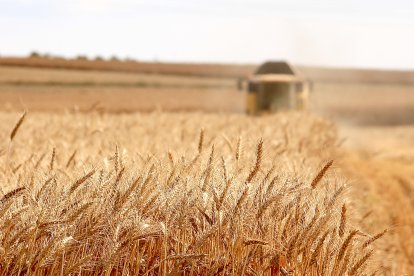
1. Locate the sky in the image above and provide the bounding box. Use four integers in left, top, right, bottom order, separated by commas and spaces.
1, 0, 414, 70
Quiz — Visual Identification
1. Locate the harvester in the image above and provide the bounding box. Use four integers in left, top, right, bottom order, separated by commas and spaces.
239, 61, 310, 114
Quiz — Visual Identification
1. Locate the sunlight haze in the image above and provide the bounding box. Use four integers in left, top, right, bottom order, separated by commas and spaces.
1, 0, 414, 69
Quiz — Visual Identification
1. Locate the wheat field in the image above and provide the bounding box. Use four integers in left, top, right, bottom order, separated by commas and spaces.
0, 110, 390, 275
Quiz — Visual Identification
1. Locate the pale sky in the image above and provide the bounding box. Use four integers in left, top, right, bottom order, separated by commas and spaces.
1, 0, 414, 69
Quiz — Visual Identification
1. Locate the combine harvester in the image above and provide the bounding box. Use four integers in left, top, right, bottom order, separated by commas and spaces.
239, 61, 311, 114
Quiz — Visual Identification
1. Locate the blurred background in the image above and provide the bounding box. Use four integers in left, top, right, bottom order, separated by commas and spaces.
0, 0, 413, 125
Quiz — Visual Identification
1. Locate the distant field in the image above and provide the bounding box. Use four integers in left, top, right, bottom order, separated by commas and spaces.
312, 82, 414, 125
1, 63, 414, 125
2, 57, 414, 84
0, 66, 235, 88
0, 85, 244, 113
0, 57, 255, 78
0, 65, 243, 112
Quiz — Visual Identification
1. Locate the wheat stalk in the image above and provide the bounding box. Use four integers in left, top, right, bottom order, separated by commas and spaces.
69, 170, 95, 194
334, 229, 359, 270
0, 187, 25, 204
363, 229, 387, 248
339, 204, 347, 237
49, 147, 56, 170
246, 139, 263, 183
311, 160, 333, 189
66, 150, 77, 168
198, 128, 204, 154
349, 250, 373, 275
10, 111, 27, 141
235, 136, 242, 161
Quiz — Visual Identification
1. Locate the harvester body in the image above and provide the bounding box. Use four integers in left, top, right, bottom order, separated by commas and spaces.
242, 61, 310, 114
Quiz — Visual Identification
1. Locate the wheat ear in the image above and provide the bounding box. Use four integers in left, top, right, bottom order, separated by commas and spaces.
246, 139, 263, 183
311, 160, 333, 189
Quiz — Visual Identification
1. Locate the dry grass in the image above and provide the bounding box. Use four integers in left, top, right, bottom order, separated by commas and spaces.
0, 111, 385, 274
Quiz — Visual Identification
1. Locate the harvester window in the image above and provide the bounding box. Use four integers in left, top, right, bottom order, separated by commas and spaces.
248, 82, 258, 93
